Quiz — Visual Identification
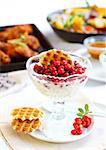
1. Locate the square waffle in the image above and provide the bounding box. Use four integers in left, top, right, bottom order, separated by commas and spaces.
40, 49, 73, 66
11, 107, 43, 133
11, 107, 43, 121
11, 119, 41, 134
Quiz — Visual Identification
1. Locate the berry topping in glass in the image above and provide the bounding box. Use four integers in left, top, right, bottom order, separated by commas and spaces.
33, 49, 86, 77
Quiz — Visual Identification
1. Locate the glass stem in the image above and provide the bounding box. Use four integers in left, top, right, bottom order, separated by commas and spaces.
51, 98, 65, 120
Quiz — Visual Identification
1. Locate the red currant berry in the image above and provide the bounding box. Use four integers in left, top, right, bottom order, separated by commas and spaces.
44, 69, 49, 75
71, 129, 77, 135
61, 60, 68, 65
50, 66, 56, 72
39, 66, 45, 74
38, 66, 44, 74
83, 116, 91, 127
58, 68, 65, 75
42, 64, 47, 70
71, 70, 76, 75
83, 115, 90, 121
82, 120, 87, 128
76, 129, 82, 135
86, 120, 91, 127
52, 71, 58, 76
63, 72, 69, 77
75, 118, 82, 125
73, 123, 80, 129
64, 63, 72, 71
58, 65, 64, 69
33, 64, 39, 72
77, 67, 83, 74
53, 60, 61, 67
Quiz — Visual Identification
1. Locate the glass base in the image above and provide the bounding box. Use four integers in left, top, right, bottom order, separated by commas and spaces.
42, 113, 72, 139
52, 101, 65, 120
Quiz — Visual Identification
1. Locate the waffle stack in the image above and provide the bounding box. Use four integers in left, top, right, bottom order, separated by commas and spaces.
40, 49, 73, 66
11, 107, 43, 134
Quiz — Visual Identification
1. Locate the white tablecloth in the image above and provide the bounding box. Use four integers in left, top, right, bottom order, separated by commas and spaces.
0, 0, 106, 149
0, 70, 106, 150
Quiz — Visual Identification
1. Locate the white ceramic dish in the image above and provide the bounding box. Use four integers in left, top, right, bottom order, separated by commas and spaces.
0, 85, 105, 144
29, 115, 94, 143
29, 91, 95, 143
74, 48, 106, 83
28, 102, 106, 143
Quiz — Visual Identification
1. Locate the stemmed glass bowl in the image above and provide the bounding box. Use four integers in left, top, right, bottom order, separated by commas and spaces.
26, 50, 91, 138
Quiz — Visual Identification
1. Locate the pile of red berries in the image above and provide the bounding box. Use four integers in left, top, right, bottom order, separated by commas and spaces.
33, 60, 86, 77
71, 115, 92, 135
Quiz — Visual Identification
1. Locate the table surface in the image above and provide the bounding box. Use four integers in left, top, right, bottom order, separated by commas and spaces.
0, 0, 106, 149
0, 70, 105, 150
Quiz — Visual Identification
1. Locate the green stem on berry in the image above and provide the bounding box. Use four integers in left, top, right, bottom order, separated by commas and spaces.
77, 104, 92, 118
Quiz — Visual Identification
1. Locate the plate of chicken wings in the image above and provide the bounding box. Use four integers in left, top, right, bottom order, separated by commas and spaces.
0, 24, 52, 72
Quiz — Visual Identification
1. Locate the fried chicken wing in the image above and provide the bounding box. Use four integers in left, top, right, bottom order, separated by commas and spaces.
23, 35, 40, 50
0, 32, 8, 42
0, 50, 11, 64
4, 43, 19, 57
0, 25, 33, 41
7, 40, 37, 58
14, 45, 36, 58
0, 42, 18, 57
0, 41, 5, 48
6, 25, 32, 34
16, 25, 33, 34
0, 41, 35, 58
0, 25, 40, 65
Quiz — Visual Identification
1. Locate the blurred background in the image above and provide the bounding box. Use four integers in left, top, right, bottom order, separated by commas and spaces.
0, 0, 105, 26
0, 0, 105, 51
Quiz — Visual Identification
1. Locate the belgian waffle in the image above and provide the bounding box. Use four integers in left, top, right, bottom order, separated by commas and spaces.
40, 49, 73, 65
11, 119, 41, 134
11, 107, 43, 121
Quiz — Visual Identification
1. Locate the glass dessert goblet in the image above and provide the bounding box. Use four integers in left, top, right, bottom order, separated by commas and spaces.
26, 51, 91, 138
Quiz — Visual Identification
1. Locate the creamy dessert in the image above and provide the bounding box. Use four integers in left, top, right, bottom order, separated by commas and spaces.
28, 49, 88, 98
26, 50, 91, 139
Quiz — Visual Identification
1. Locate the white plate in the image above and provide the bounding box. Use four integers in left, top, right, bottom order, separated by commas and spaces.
29, 96, 104, 143
30, 93, 94, 143
74, 48, 106, 83
30, 102, 106, 143
0, 89, 95, 143
0, 86, 105, 144
29, 115, 94, 143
